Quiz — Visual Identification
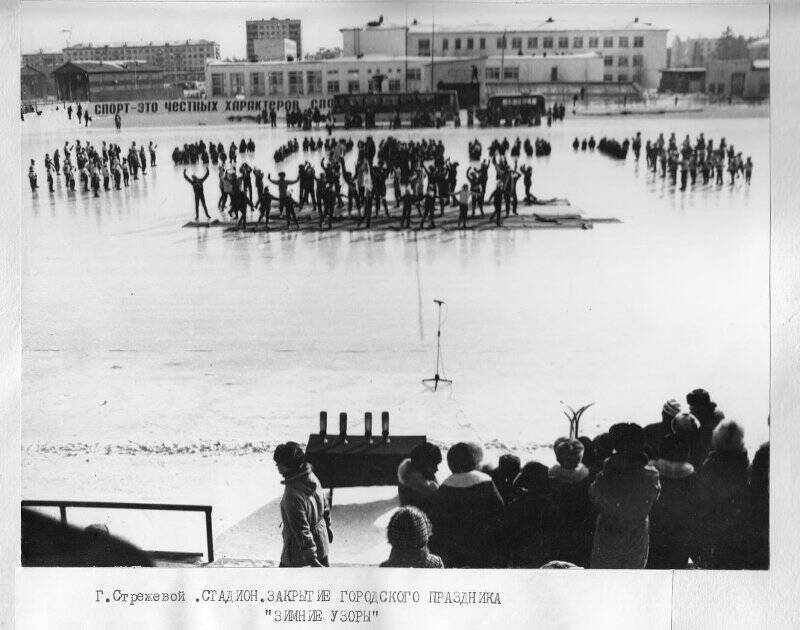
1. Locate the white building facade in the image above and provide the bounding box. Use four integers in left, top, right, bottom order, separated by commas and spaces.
341, 18, 667, 89
246, 18, 302, 61
206, 56, 429, 99
253, 38, 297, 62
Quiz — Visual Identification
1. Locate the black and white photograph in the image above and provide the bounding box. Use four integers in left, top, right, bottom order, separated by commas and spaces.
14, 0, 775, 580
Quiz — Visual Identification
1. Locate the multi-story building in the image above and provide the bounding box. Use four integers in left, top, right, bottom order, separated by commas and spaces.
253, 38, 297, 62
21, 49, 65, 71
246, 18, 302, 62
62, 40, 219, 83
341, 17, 668, 89
670, 36, 717, 68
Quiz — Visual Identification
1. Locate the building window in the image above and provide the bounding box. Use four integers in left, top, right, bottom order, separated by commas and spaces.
543, 37, 554, 49
603, 36, 614, 48
347, 79, 360, 93
479, 37, 486, 49
603, 73, 613, 82
442, 38, 449, 51
455, 38, 461, 50
211, 73, 224, 96
573, 37, 583, 48
511, 37, 522, 50
407, 68, 421, 81
633, 36, 644, 48
632, 55, 643, 67
327, 80, 340, 94
230, 72, 245, 95
306, 70, 322, 94
287, 71, 303, 95
388, 78, 401, 91
503, 66, 519, 80
618, 56, 629, 67
467, 38, 474, 50
604, 56, 613, 67
527, 37, 538, 49
418, 39, 430, 55
486, 67, 500, 80
619, 36, 629, 48
558, 37, 569, 49
268, 71, 283, 95
326, 69, 339, 76
550, 66, 559, 81
496, 36, 506, 49
618, 74, 629, 82
250, 72, 264, 95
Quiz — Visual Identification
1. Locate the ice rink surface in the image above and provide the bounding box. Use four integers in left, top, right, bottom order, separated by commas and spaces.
20, 115, 769, 555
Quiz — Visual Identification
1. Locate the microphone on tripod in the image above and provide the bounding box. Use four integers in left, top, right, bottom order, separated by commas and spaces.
422, 299, 452, 391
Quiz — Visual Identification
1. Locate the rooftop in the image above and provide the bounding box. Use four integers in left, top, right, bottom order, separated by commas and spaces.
660, 67, 707, 73
404, 18, 667, 33
65, 39, 217, 50
752, 59, 769, 70
54, 60, 164, 74
485, 51, 601, 61
208, 54, 432, 67
748, 37, 769, 49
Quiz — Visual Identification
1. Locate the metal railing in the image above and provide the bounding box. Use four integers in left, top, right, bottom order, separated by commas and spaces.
22, 500, 214, 563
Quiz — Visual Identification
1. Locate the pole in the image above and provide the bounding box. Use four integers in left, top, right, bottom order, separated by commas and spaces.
430, 8, 435, 92
500, 27, 506, 92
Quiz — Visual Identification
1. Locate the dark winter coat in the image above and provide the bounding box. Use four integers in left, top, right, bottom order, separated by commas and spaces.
589, 454, 661, 569
503, 484, 551, 568
397, 458, 438, 515
428, 471, 505, 568
694, 449, 749, 569
546, 465, 594, 567
646, 459, 696, 569
279, 464, 331, 567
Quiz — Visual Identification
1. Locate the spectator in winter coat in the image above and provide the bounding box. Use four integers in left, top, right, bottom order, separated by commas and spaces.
503, 462, 551, 567
397, 442, 442, 515
547, 438, 594, 567
693, 421, 750, 569
643, 399, 682, 459
429, 442, 505, 568
646, 435, 697, 569
380, 507, 444, 568
589, 423, 661, 569
274, 442, 331, 567
686, 388, 725, 467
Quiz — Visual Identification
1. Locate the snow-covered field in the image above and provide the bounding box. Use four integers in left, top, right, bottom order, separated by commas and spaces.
21, 114, 769, 563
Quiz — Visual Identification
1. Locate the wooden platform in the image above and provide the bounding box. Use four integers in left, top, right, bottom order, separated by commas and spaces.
183, 208, 620, 232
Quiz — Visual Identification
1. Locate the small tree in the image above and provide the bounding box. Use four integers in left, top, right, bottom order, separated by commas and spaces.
715, 26, 749, 60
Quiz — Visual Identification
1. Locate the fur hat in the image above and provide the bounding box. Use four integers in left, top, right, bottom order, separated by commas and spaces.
410, 443, 442, 470
446, 442, 483, 474
686, 388, 711, 407
273, 442, 305, 469
387, 507, 431, 550
553, 438, 585, 466
711, 420, 746, 453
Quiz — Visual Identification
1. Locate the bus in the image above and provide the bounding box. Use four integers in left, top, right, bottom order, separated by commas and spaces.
331, 91, 460, 128
477, 93, 546, 127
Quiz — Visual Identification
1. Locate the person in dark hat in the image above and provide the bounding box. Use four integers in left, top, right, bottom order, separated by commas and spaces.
686, 388, 725, 467
397, 442, 442, 515
380, 506, 443, 568
643, 399, 682, 459
503, 461, 551, 567
588, 423, 661, 569
428, 442, 505, 568
487, 454, 521, 505
273, 442, 331, 567
646, 434, 697, 569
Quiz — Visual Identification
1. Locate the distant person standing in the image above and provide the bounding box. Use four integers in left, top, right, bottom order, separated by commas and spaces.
184, 167, 211, 221
148, 142, 157, 167
67, 105, 73, 120
114, 113, 122, 130
28, 160, 38, 192
83, 109, 89, 127
139, 145, 147, 174
269, 107, 277, 127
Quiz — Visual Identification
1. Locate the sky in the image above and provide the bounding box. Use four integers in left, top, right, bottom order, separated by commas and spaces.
20, 1, 769, 58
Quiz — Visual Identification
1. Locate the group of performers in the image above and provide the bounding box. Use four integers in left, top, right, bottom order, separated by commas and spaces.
29, 139, 157, 195
183, 134, 567, 229
172, 138, 255, 166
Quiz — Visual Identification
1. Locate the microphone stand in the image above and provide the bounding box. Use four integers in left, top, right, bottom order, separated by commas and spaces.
422, 299, 452, 391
